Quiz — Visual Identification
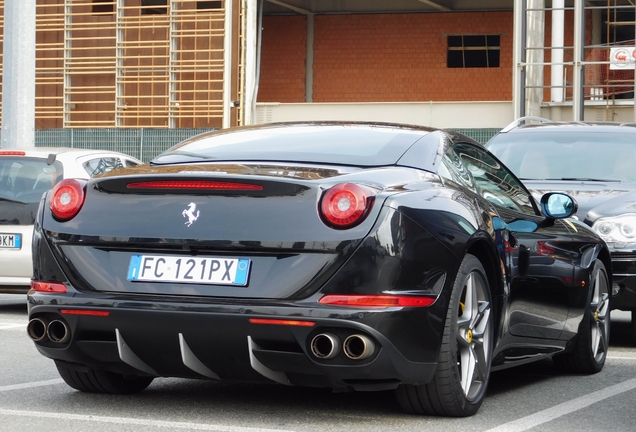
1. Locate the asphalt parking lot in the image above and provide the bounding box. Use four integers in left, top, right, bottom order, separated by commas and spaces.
2, 293, 636, 432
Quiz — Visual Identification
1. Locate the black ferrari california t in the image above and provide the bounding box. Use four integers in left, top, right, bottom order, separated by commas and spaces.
27, 122, 610, 417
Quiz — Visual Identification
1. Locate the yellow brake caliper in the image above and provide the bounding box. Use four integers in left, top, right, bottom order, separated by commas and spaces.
460, 301, 473, 343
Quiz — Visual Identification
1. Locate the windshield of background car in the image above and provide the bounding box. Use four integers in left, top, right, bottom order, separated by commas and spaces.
487, 129, 636, 182
0, 157, 63, 225
153, 125, 431, 166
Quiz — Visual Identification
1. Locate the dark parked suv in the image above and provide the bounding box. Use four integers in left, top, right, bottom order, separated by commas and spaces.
486, 117, 636, 341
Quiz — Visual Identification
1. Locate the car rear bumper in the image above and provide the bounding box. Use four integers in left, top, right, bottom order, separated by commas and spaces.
27, 294, 441, 391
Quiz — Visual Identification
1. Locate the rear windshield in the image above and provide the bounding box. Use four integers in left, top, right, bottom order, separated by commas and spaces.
488, 130, 636, 182
0, 157, 63, 204
153, 124, 429, 166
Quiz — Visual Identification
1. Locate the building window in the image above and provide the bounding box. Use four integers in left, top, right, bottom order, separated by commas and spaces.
447, 35, 500, 68
92, 0, 114, 14
197, 1, 223, 9
141, 0, 168, 15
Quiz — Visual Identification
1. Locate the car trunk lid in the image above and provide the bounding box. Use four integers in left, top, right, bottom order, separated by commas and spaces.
41, 164, 387, 300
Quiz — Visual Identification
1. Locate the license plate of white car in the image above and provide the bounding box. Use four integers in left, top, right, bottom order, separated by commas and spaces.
0, 233, 21, 249
127, 255, 251, 286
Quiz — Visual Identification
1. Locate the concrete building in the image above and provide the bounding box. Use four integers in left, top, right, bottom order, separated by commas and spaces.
0, 1, 634, 138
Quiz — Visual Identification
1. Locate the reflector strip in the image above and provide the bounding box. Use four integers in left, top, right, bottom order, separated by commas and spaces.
60, 309, 110, 317
127, 180, 263, 190
249, 318, 316, 327
0, 151, 26, 156
319, 294, 436, 307
536, 241, 556, 256
30, 281, 67, 293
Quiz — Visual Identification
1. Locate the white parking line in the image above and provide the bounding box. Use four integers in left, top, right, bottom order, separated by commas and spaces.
0, 408, 295, 432
2, 357, 634, 431
607, 355, 636, 360
0, 378, 64, 392
484, 377, 636, 432
0, 323, 26, 330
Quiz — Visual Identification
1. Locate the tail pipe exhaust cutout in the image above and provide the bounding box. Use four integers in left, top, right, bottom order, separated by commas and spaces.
343, 334, 376, 360
310, 333, 341, 359
26, 317, 49, 342
47, 320, 71, 344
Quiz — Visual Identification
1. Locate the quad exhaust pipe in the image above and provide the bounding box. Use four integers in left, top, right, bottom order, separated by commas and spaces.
343, 334, 375, 360
310, 332, 376, 361
27, 317, 70, 344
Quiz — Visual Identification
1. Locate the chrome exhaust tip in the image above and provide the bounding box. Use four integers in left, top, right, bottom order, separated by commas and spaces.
47, 320, 70, 344
27, 318, 49, 342
343, 334, 375, 360
310, 333, 341, 359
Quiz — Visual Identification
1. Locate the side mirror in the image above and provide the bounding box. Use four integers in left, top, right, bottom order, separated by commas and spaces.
540, 192, 578, 219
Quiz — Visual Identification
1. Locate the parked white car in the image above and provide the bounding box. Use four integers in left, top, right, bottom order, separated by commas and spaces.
0, 148, 142, 293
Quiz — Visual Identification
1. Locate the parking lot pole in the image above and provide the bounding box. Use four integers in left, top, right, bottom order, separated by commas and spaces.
551, 0, 564, 103
572, 0, 585, 121
0, 0, 36, 149
513, 0, 527, 119
223, 0, 233, 129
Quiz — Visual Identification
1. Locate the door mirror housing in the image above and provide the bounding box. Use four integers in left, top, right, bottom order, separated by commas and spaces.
540, 192, 578, 219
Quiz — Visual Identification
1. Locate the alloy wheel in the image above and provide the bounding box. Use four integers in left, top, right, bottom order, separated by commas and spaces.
590, 266, 610, 363
456, 271, 492, 401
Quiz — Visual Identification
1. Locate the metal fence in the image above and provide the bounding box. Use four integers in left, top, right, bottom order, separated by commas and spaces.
34, 128, 501, 163
34, 128, 216, 163
448, 128, 500, 144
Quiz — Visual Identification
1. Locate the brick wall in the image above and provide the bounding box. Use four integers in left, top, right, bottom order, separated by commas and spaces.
258, 16, 307, 103
258, 11, 585, 104
313, 12, 513, 102
259, 12, 512, 103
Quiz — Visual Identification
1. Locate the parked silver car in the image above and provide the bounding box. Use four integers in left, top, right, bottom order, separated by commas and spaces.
0, 148, 142, 293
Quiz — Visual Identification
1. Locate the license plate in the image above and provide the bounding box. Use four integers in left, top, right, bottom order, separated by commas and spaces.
0, 233, 21, 249
127, 255, 251, 286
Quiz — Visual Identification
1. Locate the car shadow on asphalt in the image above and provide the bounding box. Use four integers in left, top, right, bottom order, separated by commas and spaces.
486, 313, 633, 398
608, 318, 633, 348
59, 379, 403, 419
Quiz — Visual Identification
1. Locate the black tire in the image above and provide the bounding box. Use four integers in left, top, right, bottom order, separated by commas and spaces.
553, 259, 610, 374
55, 360, 154, 394
395, 254, 493, 417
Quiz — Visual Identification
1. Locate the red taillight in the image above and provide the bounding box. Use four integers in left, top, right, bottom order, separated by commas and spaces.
248, 318, 316, 327
319, 294, 436, 308
320, 183, 376, 229
0, 151, 26, 156
31, 281, 68, 293
60, 309, 110, 316
127, 180, 263, 191
50, 179, 86, 221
